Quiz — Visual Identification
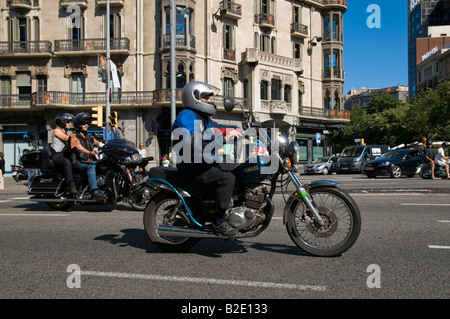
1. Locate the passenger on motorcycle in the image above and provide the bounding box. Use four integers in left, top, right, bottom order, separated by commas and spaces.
434, 142, 450, 178
424, 140, 435, 179
51, 113, 78, 194
69, 112, 107, 201
172, 81, 242, 236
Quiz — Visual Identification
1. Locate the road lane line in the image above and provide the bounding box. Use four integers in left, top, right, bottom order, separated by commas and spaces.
437, 220, 450, 223
428, 245, 450, 250
401, 203, 450, 206
0, 214, 68, 217
81, 270, 327, 291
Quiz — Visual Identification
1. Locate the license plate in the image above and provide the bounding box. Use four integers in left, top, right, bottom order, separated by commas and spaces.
365, 167, 374, 171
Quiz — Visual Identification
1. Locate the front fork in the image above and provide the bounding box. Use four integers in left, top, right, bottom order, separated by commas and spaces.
287, 170, 325, 226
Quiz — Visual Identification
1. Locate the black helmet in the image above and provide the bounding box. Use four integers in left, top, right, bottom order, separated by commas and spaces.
55, 113, 74, 128
181, 81, 217, 116
442, 142, 450, 148
426, 140, 432, 146
73, 112, 92, 131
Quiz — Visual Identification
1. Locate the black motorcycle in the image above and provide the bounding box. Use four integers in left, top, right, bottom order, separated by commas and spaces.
11, 164, 28, 182
23, 139, 153, 211
142, 99, 361, 257
419, 161, 450, 179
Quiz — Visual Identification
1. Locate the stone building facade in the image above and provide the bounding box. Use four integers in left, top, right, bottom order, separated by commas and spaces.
0, 0, 349, 170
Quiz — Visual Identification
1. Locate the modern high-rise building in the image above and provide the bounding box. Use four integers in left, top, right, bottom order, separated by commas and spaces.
0, 0, 349, 171
408, 0, 450, 98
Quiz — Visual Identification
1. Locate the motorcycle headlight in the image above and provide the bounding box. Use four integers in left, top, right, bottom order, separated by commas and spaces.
286, 141, 299, 164
132, 153, 140, 161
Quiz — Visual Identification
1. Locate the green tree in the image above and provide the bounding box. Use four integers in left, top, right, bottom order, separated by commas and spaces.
367, 91, 401, 114
333, 80, 450, 153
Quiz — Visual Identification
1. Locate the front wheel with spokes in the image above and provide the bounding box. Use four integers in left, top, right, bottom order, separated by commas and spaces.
286, 187, 361, 257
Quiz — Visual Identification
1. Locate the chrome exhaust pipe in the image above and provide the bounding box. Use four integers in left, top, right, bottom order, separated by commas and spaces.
29, 196, 64, 202
157, 225, 228, 239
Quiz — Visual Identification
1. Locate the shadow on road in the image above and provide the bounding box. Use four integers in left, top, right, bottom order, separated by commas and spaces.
94, 228, 314, 258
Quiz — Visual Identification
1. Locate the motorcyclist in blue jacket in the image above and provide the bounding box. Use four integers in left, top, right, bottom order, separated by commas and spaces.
172, 81, 242, 236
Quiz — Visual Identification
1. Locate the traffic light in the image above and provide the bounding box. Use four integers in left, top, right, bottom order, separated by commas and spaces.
91, 106, 103, 127
110, 111, 118, 128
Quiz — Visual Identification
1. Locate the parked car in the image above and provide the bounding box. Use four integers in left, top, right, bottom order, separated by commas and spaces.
304, 156, 338, 175
336, 144, 391, 173
362, 149, 424, 178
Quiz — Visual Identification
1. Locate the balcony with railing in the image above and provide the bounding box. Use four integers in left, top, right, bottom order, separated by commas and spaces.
7, 0, 39, 11
323, 67, 344, 80
254, 13, 275, 30
223, 48, 236, 61
291, 23, 308, 39
305, 0, 347, 11
261, 100, 292, 115
242, 48, 303, 74
54, 38, 130, 56
31, 91, 153, 108
0, 94, 32, 109
59, 0, 88, 8
97, 0, 124, 7
300, 106, 350, 121
0, 41, 52, 58
161, 34, 196, 51
27, 90, 248, 111
219, 1, 242, 20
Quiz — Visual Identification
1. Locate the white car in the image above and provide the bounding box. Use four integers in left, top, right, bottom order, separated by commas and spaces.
304, 156, 338, 175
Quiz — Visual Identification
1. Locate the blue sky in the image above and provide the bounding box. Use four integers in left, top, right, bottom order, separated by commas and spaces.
343, 0, 408, 94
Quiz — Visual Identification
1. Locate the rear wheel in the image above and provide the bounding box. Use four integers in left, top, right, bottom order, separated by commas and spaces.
143, 193, 200, 252
286, 187, 361, 257
46, 201, 74, 211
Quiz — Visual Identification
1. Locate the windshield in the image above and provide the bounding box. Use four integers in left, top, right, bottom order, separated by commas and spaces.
312, 157, 329, 164
379, 151, 402, 159
340, 146, 364, 157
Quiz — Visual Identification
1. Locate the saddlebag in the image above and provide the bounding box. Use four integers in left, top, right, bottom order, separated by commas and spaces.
21, 146, 54, 170
28, 174, 65, 196
21, 151, 42, 169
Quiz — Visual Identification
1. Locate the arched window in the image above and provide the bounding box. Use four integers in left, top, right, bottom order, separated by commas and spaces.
324, 90, 331, 110
334, 90, 340, 110
176, 63, 186, 88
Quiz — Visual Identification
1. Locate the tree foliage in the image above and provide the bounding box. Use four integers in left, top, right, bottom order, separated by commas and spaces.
333, 79, 450, 153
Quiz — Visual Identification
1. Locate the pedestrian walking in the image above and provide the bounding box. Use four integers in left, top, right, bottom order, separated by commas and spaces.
0, 152, 5, 190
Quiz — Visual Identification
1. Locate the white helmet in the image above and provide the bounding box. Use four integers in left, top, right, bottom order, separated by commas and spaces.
181, 81, 217, 116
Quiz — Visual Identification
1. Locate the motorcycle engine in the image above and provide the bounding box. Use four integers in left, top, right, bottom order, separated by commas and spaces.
226, 186, 267, 231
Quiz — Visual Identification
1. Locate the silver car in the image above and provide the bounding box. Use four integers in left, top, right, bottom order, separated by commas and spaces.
304, 156, 338, 175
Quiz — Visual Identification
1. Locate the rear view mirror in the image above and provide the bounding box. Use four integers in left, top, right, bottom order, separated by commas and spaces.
224, 98, 235, 112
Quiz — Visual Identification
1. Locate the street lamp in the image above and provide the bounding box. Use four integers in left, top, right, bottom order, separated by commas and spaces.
308, 36, 323, 49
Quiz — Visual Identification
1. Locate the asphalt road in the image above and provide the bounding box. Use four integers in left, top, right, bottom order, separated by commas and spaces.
0, 174, 449, 304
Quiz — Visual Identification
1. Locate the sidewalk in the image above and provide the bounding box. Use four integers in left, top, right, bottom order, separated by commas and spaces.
0, 174, 29, 195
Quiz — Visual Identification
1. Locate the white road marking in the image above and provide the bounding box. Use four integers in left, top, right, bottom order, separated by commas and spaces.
436, 220, 450, 223
401, 203, 450, 206
0, 214, 68, 217
81, 270, 327, 291
428, 245, 450, 250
